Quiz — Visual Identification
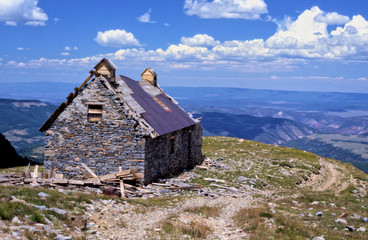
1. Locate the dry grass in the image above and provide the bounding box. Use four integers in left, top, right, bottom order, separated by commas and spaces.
184, 205, 222, 218
179, 220, 212, 239
159, 216, 212, 239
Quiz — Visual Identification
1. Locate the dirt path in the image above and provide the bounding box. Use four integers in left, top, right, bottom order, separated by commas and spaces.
300, 157, 350, 192
83, 194, 261, 240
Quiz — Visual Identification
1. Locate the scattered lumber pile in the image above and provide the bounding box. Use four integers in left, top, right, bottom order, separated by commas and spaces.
0, 163, 205, 198
0, 164, 146, 198
0, 157, 256, 199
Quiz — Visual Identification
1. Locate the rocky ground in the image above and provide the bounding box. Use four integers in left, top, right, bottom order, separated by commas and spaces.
1, 136, 368, 239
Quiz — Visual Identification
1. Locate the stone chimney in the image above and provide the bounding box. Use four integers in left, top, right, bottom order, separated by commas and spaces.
141, 68, 157, 86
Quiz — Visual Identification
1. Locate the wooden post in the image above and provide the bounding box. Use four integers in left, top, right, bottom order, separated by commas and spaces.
120, 178, 125, 198
25, 169, 31, 178
50, 167, 54, 179
32, 165, 39, 179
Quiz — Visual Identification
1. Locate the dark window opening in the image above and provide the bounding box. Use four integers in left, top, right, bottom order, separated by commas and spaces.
88, 104, 103, 122
169, 137, 175, 154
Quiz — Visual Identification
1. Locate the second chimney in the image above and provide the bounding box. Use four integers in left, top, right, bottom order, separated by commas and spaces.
141, 68, 157, 86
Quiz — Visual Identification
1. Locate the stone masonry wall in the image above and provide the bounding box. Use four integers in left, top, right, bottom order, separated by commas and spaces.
44, 78, 149, 179
144, 122, 204, 183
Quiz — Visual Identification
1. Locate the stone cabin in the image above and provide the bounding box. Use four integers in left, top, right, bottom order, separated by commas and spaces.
40, 58, 203, 183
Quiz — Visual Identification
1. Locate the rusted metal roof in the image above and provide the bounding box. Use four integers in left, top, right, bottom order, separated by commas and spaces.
121, 75, 195, 135
40, 58, 196, 136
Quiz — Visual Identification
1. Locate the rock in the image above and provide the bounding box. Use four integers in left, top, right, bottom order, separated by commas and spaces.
339, 213, 348, 218
43, 225, 52, 232
237, 176, 245, 181
44, 217, 53, 225
352, 213, 361, 219
57, 189, 66, 194
362, 217, 368, 222
87, 229, 97, 234
85, 204, 95, 211
357, 227, 366, 232
335, 219, 348, 225
311, 201, 319, 205
70, 216, 87, 230
329, 203, 337, 208
160, 189, 170, 194
37, 192, 49, 198
312, 236, 325, 240
32, 204, 46, 210
87, 223, 95, 229
55, 235, 72, 240
11, 216, 21, 224
316, 211, 323, 217
49, 207, 67, 215
345, 226, 354, 232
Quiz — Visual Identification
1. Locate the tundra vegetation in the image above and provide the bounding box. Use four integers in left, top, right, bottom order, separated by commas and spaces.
0, 136, 367, 239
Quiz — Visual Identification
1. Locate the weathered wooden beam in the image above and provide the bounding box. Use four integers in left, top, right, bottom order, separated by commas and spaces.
77, 71, 95, 92
81, 163, 98, 178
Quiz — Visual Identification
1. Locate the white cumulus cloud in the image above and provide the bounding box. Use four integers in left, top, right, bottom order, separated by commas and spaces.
315, 12, 350, 25
10, 7, 368, 74
184, 0, 268, 20
181, 34, 220, 47
0, 0, 48, 26
137, 8, 155, 23
95, 29, 140, 47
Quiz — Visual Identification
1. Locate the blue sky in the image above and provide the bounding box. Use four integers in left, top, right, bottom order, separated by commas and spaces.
0, 0, 368, 93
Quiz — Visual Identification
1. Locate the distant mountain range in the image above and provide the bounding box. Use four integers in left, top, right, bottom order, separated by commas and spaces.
1, 83, 368, 173
193, 112, 315, 145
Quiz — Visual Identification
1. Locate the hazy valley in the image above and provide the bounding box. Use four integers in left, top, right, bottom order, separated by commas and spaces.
1, 83, 368, 173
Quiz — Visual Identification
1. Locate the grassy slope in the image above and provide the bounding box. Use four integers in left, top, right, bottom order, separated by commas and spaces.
200, 137, 368, 239
0, 136, 367, 239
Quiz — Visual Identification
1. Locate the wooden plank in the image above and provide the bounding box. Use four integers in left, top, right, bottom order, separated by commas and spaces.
203, 178, 226, 183
68, 180, 85, 185
78, 166, 93, 178
98, 170, 132, 181
54, 173, 64, 179
115, 170, 134, 177
24, 178, 37, 183
51, 179, 68, 184
81, 163, 98, 178
131, 171, 142, 183
88, 109, 102, 114
88, 117, 102, 122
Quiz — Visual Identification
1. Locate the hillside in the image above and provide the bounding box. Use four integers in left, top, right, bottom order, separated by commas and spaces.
0, 137, 367, 239
193, 112, 315, 144
0, 98, 56, 162
0, 133, 30, 168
